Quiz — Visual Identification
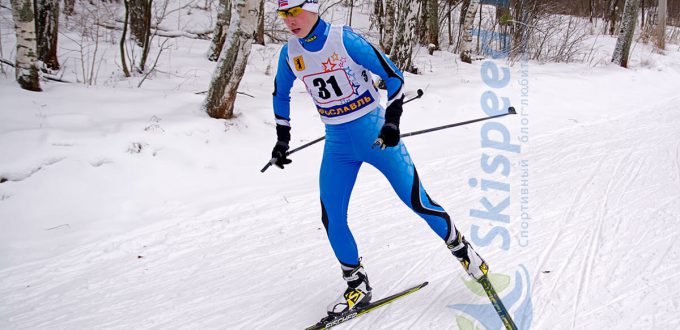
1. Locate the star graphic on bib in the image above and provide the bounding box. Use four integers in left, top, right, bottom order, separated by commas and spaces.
351, 82, 361, 95
345, 67, 355, 78
331, 52, 340, 61
322, 59, 336, 72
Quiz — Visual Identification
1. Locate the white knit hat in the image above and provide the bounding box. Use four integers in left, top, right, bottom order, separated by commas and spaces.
278, 0, 319, 13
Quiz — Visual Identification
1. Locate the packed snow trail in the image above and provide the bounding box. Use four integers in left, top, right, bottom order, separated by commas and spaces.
3, 26, 680, 327
2, 94, 680, 329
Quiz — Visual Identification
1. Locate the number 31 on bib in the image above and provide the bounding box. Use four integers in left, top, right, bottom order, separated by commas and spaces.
303, 69, 355, 104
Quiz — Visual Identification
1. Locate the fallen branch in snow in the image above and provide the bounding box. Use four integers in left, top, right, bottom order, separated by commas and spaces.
194, 90, 255, 98
46, 224, 71, 231
97, 22, 212, 40
42, 74, 73, 83
1, 57, 74, 83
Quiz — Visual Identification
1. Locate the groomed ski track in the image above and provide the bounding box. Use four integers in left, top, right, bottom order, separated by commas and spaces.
2, 55, 680, 329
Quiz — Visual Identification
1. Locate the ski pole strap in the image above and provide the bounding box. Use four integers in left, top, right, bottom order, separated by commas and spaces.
399, 107, 516, 139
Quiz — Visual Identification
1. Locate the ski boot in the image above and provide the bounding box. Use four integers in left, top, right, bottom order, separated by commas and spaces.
326, 263, 372, 316
447, 231, 489, 281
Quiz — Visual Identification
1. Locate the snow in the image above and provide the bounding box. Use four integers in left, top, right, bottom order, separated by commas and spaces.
2, 2, 680, 329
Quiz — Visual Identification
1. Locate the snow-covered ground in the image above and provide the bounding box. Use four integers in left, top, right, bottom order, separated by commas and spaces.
2, 2, 680, 329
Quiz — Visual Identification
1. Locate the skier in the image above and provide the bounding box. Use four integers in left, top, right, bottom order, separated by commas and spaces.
271, 0, 489, 317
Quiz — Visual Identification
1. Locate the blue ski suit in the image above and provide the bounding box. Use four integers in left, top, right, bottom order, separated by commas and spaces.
273, 18, 458, 268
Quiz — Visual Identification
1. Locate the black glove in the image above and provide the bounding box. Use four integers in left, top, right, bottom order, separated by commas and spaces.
271, 141, 292, 169
375, 96, 404, 149
271, 123, 292, 169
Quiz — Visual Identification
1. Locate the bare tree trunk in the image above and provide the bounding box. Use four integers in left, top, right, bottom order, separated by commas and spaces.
460, 0, 479, 63
348, 0, 354, 26
456, 0, 470, 52
255, 0, 264, 45
612, 0, 639, 68
427, 0, 438, 50
608, 0, 620, 35
204, 0, 258, 119
383, 0, 396, 54
137, 0, 153, 72
120, 0, 131, 77
35, 0, 60, 70
417, 0, 428, 45
208, 0, 231, 61
447, 0, 453, 45
10, 0, 42, 91
390, 0, 419, 73
476, 1, 481, 53
63, 0, 74, 16
130, 0, 152, 47
658, 0, 667, 49
640, 0, 644, 28
372, 0, 385, 47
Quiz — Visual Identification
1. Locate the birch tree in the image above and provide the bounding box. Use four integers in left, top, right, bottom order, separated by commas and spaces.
208, 0, 232, 61
203, 0, 258, 119
657, 0, 667, 49
390, 0, 420, 73
383, 0, 396, 54
10, 0, 42, 91
612, 0, 639, 68
35, 0, 60, 70
255, 0, 265, 45
460, 0, 479, 63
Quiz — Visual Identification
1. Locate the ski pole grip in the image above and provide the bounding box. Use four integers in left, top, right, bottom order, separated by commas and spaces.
403, 89, 424, 105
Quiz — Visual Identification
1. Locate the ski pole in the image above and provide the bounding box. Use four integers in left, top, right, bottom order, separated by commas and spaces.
399, 106, 516, 139
261, 89, 424, 173
371, 106, 517, 149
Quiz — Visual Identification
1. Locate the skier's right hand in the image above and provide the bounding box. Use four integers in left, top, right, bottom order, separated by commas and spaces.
271, 141, 292, 169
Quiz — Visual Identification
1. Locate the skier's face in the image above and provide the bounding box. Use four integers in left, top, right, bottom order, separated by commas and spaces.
282, 9, 318, 38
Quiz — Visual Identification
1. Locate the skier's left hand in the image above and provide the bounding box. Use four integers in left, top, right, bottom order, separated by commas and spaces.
374, 96, 404, 149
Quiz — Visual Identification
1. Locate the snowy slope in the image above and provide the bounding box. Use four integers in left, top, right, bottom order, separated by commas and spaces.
3, 3, 680, 329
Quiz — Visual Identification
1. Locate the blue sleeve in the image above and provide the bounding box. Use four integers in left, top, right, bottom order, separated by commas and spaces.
342, 26, 404, 104
273, 44, 296, 125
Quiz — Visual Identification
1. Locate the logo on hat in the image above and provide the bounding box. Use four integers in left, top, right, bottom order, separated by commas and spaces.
279, 0, 288, 7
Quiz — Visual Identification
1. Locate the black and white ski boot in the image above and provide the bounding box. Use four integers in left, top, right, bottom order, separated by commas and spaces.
326, 263, 373, 316
448, 231, 489, 280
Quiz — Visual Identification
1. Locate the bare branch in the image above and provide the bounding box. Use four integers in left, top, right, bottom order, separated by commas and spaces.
137, 37, 172, 88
